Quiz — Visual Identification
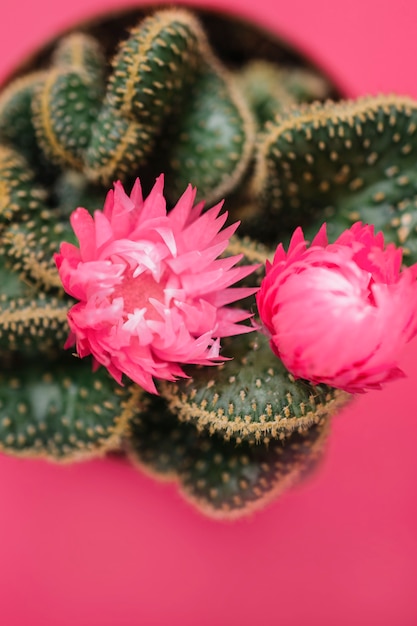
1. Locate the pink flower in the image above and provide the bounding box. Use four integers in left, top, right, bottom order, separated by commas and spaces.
256, 222, 417, 393
55, 175, 258, 393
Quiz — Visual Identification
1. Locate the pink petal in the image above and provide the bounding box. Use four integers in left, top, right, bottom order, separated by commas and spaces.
70, 208, 96, 261
56, 176, 258, 393
257, 220, 417, 394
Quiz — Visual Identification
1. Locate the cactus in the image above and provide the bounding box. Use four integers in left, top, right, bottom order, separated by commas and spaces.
0, 6, 414, 518
249, 95, 417, 261
235, 60, 332, 129
159, 333, 349, 445
0, 359, 142, 461
84, 9, 254, 202
0, 72, 48, 170
0, 281, 68, 357
128, 394, 331, 519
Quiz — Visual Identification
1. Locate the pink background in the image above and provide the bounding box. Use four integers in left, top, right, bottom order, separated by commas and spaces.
1, 1, 417, 624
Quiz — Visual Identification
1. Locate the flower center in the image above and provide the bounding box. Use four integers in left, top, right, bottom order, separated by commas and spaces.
113, 270, 166, 317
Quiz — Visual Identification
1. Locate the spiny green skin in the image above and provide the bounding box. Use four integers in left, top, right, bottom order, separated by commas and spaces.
251, 95, 417, 261
235, 61, 332, 130
0, 72, 48, 169
86, 9, 254, 201
0, 36, 106, 177
128, 395, 330, 519
0, 292, 68, 354
30, 31, 106, 172
0, 291, 69, 357
0, 60, 124, 463
0, 145, 48, 226
0, 358, 142, 461
86, 10, 201, 185
160, 333, 350, 445
0, 260, 69, 358
85, 12, 203, 184
52, 32, 107, 83
107, 10, 201, 121
161, 64, 253, 204
85, 101, 155, 184
3, 206, 75, 291
32, 68, 105, 170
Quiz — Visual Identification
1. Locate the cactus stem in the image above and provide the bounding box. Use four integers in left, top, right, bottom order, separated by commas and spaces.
161, 378, 350, 442
34, 69, 84, 170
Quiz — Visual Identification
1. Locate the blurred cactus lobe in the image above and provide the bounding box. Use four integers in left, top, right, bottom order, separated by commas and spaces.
0, 361, 143, 461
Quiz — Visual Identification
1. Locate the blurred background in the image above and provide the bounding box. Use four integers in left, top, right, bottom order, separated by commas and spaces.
0, 1, 416, 625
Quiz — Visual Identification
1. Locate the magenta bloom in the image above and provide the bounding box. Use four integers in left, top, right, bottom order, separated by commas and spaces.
256, 222, 417, 393
55, 176, 257, 393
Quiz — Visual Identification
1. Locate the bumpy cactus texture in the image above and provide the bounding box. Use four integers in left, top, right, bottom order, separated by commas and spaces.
128, 394, 331, 519
160, 333, 348, 445
250, 95, 417, 260
1, 6, 414, 518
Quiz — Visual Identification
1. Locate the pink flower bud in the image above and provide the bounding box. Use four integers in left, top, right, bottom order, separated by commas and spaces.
256, 222, 417, 393
55, 175, 258, 394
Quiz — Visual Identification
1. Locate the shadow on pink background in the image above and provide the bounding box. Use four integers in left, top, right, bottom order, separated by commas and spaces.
1, 1, 417, 625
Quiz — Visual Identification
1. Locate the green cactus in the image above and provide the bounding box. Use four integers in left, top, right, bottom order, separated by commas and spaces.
128, 394, 331, 519
0, 145, 48, 225
4, 207, 74, 291
160, 333, 349, 445
106, 9, 202, 119
250, 95, 417, 260
51, 32, 106, 80
161, 62, 254, 203
32, 68, 104, 170
0, 359, 142, 461
85, 102, 149, 183
235, 60, 332, 129
0, 72, 48, 169
1, 6, 413, 518
85, 8, 254, 201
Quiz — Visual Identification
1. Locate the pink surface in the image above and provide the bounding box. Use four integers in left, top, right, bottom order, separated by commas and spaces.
1, 1, 417, 625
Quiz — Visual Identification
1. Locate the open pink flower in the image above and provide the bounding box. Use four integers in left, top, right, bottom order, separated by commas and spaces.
55, 175, 258, 393
256, 222, 417, 393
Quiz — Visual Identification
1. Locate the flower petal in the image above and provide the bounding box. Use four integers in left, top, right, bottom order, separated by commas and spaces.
56, 176, 258, 393
257, 221, 417, 393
